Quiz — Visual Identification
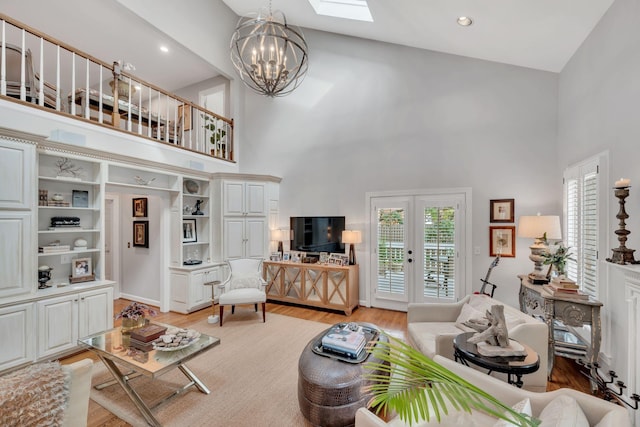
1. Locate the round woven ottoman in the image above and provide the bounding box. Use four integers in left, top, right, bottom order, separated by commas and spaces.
297, 323, 388, 427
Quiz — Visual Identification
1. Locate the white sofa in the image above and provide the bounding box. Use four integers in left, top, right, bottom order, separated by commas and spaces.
355, 355, 631, 427
407, 294, 548, 392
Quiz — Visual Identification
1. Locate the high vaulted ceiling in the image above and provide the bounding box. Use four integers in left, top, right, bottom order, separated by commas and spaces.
0, 0, 615, 92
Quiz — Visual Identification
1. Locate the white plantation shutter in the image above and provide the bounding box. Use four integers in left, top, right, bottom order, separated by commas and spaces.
564, 159, 599, 298
422, 205, 457, 299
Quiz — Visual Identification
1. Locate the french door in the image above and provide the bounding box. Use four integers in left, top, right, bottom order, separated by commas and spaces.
369, 192, 467, 311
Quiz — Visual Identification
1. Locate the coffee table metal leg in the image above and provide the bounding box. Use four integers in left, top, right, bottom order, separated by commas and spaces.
179, 363, 210, 394
98, 355, 162, 427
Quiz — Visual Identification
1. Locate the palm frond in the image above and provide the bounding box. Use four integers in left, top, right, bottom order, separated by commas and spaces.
363, 333, 540, 427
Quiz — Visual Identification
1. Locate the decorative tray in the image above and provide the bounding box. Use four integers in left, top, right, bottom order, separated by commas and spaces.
312, 323, 380, 364
152, 328, 201, 352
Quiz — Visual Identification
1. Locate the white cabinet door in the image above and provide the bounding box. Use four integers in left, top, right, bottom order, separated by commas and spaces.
245, 182, 266, 216
224, 217, 246, 259
245, 218, 267, 258
78, 287, 113, 338
190, 271, 208, 306
37, 294, 78, 358
223, 181, 245, 216
223, 181, 266, 216
0, 303, 35, 371
0, 137, 34, 210
0, 212, 33, 298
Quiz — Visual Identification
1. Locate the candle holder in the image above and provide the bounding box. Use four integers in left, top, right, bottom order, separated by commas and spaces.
606, 186, 640, 265
577, 359, 640, 410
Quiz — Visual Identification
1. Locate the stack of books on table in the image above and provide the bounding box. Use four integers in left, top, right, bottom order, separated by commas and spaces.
321, 324, 367, 358
129, 324, 167, 352
543, 278, 589, 300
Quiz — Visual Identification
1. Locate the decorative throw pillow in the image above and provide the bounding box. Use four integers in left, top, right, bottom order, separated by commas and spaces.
493, 398, 532, 427
455, 303, 486, 331
538, 395, 589, 427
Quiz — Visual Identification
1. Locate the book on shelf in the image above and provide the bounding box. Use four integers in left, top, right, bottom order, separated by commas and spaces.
542, 285, 589, 300
547, 282, 580, 293
39, 245, 71, 253
321, 324, 367, 357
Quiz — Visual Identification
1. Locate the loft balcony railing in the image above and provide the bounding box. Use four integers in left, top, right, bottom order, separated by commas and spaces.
0, 14, 234, 161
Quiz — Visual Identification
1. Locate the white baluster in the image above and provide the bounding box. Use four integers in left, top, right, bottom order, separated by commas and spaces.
38, 37, 43, 106
1, 20, 6, 96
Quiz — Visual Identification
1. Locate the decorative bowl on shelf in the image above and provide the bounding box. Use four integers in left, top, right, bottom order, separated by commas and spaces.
184, 179, 199, 194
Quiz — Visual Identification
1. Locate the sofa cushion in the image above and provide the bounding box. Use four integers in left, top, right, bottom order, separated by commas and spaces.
455, 303, 486, 332
538, 395, 589, 427
386, 409, 484, 426
493, 398, 532, 427
408, 322, 463, 358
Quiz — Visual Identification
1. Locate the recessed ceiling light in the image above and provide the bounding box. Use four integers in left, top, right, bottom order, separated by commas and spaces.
308, 0, 373, 22
160, 46, 169, 53
457, 16, 473, 27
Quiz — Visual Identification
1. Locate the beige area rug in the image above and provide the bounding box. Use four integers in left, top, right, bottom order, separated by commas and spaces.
90, 312, 329, 426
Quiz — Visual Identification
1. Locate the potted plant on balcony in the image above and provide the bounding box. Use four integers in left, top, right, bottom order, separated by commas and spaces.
364, 333, 539, 426
203, 115, 227, 158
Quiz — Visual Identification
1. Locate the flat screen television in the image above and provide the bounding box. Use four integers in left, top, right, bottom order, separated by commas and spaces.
290, 216, 345, 254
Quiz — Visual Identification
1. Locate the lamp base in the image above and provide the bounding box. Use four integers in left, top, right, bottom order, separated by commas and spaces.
348, 244, 356, 265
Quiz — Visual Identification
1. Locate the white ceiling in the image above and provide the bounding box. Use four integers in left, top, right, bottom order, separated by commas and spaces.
0, 0, 615, 92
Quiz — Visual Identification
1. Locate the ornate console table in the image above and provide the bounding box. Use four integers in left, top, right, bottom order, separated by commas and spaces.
518, 275, 602, 389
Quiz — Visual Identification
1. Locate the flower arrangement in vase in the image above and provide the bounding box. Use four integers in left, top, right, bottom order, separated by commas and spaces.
542, 243, 575, 278
116, 301, 157, 334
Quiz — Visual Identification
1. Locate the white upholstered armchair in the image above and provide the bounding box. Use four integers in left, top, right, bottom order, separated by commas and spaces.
218, 258, 267, 326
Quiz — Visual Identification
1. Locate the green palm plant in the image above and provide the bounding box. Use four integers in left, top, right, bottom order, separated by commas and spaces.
363, 333, 540, 427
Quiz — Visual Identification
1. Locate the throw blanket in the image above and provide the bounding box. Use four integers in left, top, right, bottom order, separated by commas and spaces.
0, 362, 70, 426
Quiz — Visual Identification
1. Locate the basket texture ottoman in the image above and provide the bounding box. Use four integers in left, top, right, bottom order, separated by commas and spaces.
297, 323, 388, 427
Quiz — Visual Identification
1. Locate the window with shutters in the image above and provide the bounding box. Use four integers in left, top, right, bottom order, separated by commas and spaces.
564, 155, 604, 298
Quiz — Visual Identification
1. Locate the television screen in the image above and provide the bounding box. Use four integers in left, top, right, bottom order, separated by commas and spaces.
290, 216, 345, 254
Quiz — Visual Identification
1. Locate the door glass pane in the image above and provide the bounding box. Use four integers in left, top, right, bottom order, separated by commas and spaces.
376, 208, 405, 295
423, 206, 456, 299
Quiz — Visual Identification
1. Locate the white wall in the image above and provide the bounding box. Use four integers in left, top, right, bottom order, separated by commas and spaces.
558, 0, 640, 403
237, 30, 561, 308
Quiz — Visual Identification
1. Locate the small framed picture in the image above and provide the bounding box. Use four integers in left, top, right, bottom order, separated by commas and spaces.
183, 219, 197, 243
72, 257, 92, 278
319, 252, 329, 264
328, 253, 349, 266
72, 190, 89, 208
270, 252, 282, 261
133, 220, 149, 248
132, 197, 148, 218
489, 226, 516, 257
282, 252, 290, 261
490, 199, 515, 223
290, 251, 305, 263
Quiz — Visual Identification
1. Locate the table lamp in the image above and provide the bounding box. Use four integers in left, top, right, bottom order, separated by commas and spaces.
342, 230, 362, 265
517, 214, 562, 284
271, 229, 287, 257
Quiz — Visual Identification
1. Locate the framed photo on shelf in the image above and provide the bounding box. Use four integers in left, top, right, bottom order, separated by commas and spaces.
328, 253, 349, 266
489, 226, 516, 257
290, 251, 305, 263
282, 253, 290, 261
71, 257, 92, 278
182, 219, 197, 243
72, 190, 89, 208
270, 252, 282, 261
490, 199, 515, 223
133, 220, 149, 248
132, 197, 148, 218
319, 252, 329, 264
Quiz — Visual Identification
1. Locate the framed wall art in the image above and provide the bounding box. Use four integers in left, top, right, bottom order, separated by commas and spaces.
72, 190, 89, 208
489, 226, 516, 257
183, 219, 197, 243
490, 199, 515, 223
132, 197, 148, 218
133, 220, 149, 248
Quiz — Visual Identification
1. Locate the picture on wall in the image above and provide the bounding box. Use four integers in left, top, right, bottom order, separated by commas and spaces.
489, 226, 516, 257
490, 199, 515, 223
183, 219, 197, 243
133, 220, 149, 248
132, 197, 148, 217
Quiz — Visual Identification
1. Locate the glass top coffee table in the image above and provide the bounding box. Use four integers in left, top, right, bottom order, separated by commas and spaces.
453, 331, 539, 388
79, 322, 220, 427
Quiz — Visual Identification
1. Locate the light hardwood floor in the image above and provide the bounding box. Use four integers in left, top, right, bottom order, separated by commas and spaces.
62, 299, 592, 426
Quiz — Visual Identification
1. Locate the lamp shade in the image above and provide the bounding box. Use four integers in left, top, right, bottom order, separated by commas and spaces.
271, 229, 288, 241
517, 215, 562, 240
342, 230, 362, 244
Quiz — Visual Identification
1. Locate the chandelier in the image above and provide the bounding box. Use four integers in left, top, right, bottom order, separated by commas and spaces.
230, 3, 308, 97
